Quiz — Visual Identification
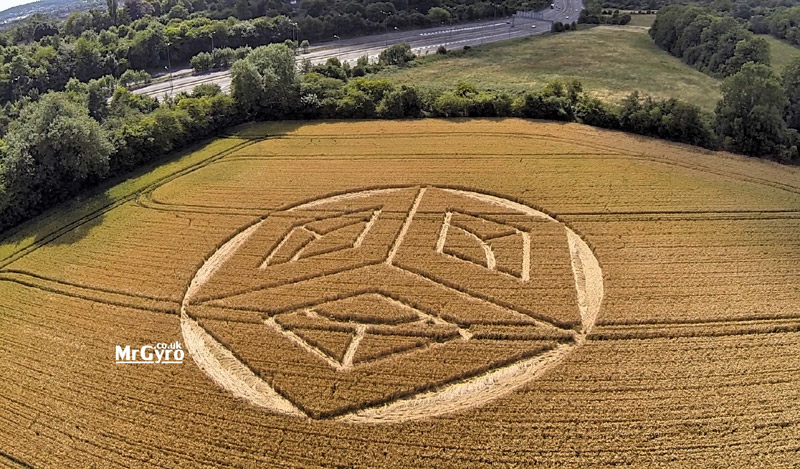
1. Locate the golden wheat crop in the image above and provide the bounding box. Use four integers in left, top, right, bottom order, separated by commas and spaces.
0, 119, 799, 467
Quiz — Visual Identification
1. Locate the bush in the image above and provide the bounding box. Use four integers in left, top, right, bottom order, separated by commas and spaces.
312, 58, 348, 80
379, 43, 416, 66
620, 91, 713, 147
191, 52, 213, 72
212, 47, 237, 68
575, 96, 619, 129
516, 92, 573, 120
432, 91, 470, 117
377, 85, 422, 118
118, 69, 150, 87
336, 88, 377, 118
191, 83, 222, 97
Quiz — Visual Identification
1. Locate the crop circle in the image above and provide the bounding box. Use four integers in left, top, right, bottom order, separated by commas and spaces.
180, 186, 603, 422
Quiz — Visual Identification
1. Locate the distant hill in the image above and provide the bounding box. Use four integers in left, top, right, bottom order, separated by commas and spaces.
0, 0, 104, 27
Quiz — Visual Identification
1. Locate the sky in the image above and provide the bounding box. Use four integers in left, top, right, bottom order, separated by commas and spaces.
0, 0, 39, 15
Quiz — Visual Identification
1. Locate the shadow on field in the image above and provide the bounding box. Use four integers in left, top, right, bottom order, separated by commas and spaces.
39, 192, 115, 247
0, 191, 116, 250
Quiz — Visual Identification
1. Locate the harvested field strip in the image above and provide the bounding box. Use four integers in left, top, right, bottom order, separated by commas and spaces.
627, 154, 800, 196
339, 342, 572, 424
467, 324, 575, 342
199, 265, 573, 335
0, 269, 173, 302
199, 316, 557, 418
0, 301, 291, 465
232, 121, 800, 191
393, 263, 579, 329
234, 122, 800, 192
562, 211, 800, 223
567, 217, 800, 325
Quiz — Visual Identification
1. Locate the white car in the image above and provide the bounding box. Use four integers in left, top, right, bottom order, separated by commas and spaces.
566, 15, 569, 19
531, 25, 536, 28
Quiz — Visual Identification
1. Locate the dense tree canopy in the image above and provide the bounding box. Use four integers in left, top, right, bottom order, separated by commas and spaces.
0, 0, 534, 109
716, 62, 789, 157
650, 5, 769, 77
0, 92, 112, 226
783, 56, 800, 129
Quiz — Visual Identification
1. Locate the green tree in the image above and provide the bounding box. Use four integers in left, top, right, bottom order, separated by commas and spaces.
2, 93, 112, 225
168, 4, 189, 19
191, 51, 214, 71
300, 40, 310, 54
427, 7, 450, 24
723, 37, 770, 76
107, 0, 119, 24
123, 0, 153, 21
119, 69, 151, 88
212, 48, 236, 68
377, 85, 422, 118
64, 11, 94, 37
378, 43, 415, 66
716, 62, 788, 157
231, 59, 263, 113
783, 57, 800, 129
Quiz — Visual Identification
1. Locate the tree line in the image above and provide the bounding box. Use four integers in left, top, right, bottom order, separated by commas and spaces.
0, 0, 537, 110
1, 41, 796, 235
649, 5, 769, 78
593, 0, 800, 50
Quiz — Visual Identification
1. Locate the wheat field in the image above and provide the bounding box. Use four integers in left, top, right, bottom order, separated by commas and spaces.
1, 119, 799, 466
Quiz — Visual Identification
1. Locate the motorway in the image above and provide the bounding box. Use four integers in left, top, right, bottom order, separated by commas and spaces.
134, 0, 583, 99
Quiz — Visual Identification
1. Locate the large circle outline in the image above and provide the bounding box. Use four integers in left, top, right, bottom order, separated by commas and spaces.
180, 187, 603, 423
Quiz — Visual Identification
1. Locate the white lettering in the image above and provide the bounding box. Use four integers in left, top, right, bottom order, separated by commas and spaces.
140, 345, 153, 362
115, 345, 131, 362
116, 342, 184, 364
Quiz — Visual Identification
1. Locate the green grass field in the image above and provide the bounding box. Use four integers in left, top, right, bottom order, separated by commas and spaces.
626, 13, 656, 28
760, 34, 800, 73
377, 26, 723, 111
